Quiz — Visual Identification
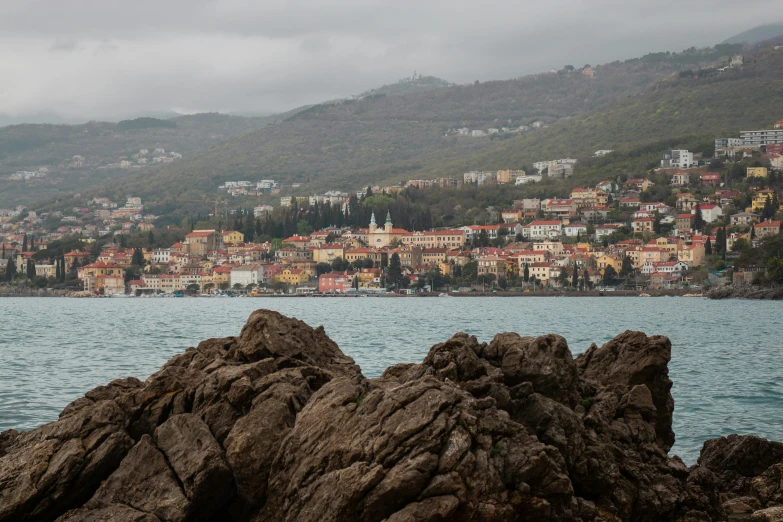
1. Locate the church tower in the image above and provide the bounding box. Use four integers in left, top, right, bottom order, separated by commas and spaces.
369, 212, 377, 233
384, 211, 393, 233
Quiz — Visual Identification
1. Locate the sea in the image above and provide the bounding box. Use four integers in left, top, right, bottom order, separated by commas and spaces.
1, 296, 782, 464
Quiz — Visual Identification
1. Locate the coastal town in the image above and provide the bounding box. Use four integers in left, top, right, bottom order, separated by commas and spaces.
1, 120, 782, 296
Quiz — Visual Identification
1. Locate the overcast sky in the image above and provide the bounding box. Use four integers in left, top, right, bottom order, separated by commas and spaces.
0, 0, 780, 123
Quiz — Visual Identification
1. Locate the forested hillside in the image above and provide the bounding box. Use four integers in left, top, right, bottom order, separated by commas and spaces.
0, 110, 305, 207
87, 41, 783, 211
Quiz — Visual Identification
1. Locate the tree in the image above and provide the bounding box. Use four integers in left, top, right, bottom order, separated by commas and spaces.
316, 262, 332, 276
583, 268, 590, 290
705, 237, 713, 256
331, 257, 349, 272
22, 235, 27, 253
296, 219, 313, 237
232, 283, 243, 290
131, 247, 144, 266
762, 195, 776, 220
5, 257, 15, 281
497, 276, 508, 290
603, 265, 617, 283
55, 259, 61, 281
147, 230, 155, 246
523, 263, 530, 283
557, 268, 569, 287
353, 275, 359, 290
26, 259, 35, 279
388, 253, 403, 288
477, 229, 490, 248
203, 283, 215, 293
620, 256, 634, 277
693, 203, 705, 231
186, 283, 201, 294
572, 265, 578, 288
477, 273, 496, 287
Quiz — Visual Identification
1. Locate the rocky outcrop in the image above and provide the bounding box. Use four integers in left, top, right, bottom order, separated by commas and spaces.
2, 309, 783, 521
706, 285, 783, 300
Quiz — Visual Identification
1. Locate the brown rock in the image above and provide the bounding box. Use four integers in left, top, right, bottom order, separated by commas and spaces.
1, 310, 783, 522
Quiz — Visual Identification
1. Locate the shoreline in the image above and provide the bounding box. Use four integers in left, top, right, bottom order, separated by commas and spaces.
2, 290, 703, 298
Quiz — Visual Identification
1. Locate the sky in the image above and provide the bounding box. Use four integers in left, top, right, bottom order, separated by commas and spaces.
0, 0, 781, 123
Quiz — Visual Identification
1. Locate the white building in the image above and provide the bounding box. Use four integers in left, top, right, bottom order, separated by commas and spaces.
152, 248, 171, 264
528, 220, 562, 239
714, 138, 743, 150
254, 205, 274, 218
661, 150, 693, 169
563, 223, 588, 237
515, 174, 542, 185
230, 265, 262, 288
741, 129, 783, 146
693, 204, 722, 223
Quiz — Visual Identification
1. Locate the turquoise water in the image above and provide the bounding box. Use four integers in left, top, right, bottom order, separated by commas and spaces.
1, 296, 782, 463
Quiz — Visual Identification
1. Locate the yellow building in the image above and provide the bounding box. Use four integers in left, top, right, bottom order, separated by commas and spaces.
184, 230, 217, 256
312, 244, 345, 264
595, 254, 623, 276
632, 218, 655, 234
222, 230, 244, 244
421, 248, 448, 265
747, 167, 768, 178
212, 266, 232, 286
570, 188, 609, 208
356, 268, 381, 287
751, 189, 778, 212
274, 268, 309, 285
678, 243, 706, 267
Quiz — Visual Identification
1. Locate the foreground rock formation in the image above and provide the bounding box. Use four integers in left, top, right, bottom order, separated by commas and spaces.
2, 310, 783, 521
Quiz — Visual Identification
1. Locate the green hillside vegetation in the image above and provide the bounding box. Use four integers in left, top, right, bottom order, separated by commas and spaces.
722, 24, 783, 45
81, 42, 755, 211
357, 75, 454, 97
116, 117, 177, 131
0, 111, 307, 207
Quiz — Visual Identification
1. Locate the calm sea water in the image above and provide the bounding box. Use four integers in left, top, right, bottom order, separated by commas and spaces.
1, 296, 782, 463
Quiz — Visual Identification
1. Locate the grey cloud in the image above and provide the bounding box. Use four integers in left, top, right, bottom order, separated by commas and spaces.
0, 0, 781, 122
49, 38, 79, 52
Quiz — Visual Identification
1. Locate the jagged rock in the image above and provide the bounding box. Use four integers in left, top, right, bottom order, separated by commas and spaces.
1, 310, 783, 522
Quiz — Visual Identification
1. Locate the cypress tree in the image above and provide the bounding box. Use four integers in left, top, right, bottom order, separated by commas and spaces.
56, 259, 61, 280
693, 203, 705, 231
705, 237, 713, 256
523, 263, 530, 283
5, 257, 16, 281
22, 235, 27, 253
572, 265, 578, 288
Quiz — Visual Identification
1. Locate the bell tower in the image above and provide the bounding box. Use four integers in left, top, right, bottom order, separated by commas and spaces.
369, 212, 377, 233
384, 211, 393, 233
